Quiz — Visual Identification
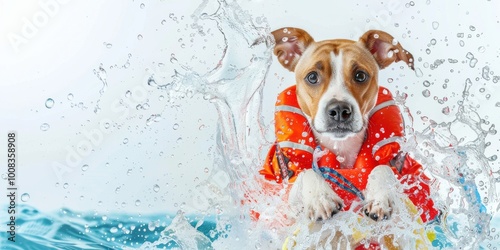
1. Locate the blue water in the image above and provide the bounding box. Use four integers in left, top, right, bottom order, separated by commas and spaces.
2, 205, 499, 249
0, 205, 217, 250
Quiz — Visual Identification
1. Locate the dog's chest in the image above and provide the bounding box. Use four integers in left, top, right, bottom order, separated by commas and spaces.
314, 130, 366, 169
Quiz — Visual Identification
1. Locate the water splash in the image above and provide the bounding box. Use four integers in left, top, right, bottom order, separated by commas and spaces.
135, 0, 282, 248
62, 0, 499, 248
137, 213, 213, 250
92, 64, 108, 114
135, 0, 500, 248
396, 76, 498, 248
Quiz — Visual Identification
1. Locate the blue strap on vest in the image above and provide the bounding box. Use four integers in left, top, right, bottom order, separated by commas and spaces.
312, 146, 365, 201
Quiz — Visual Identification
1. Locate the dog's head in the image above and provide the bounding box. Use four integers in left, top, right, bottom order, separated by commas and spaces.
271, 27, 414, 139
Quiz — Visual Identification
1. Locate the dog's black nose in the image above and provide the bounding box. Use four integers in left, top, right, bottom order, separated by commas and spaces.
327, 101, 352, 122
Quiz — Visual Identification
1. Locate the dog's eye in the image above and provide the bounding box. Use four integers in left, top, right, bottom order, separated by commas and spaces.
354, 71, 368, 83
305, 72, 319, 85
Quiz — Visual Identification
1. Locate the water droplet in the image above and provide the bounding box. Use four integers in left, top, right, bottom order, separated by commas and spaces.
423, 80, 431, 87
204, 168, 209, 174
127, 169, 132, 176
469, 25, 476, 31
425, 48, 431, 54
415, 68, 423, 77
459, 40, 465, 47
387, 78, 393, 83
432, 21, 439, 30
430, 39, 436, 45
146, 114, 162, 126
123, 138, 129, 144
153, 184, 160, 192
281, 37, 288, 42
161, 19, 166, 25
170, 53, 177, 63
137, 34, 143, 40
115, 187, 121, 194
125, 90, 131, 98
442, 107, 450, 115
135, 200, 141, 206
478, 46, 486, 53
102, 215, 107, 221
40, 123, 50, 131
148, 221, 157, 231
67, 93, 74, 101
105, 43, 112, 49
482, 66, 491, 80
63, 183, 69, 189
422, 89, 431, 97
173, 123, 179, 130
110, 227, 118, 233
45, 98, 54, 109
21, 193, 30, 202
469, 58, 478, 68
81, 164, 89, 172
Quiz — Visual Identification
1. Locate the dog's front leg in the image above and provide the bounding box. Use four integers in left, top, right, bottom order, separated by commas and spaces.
288, 169, 344, 221
363, 165, 398, 221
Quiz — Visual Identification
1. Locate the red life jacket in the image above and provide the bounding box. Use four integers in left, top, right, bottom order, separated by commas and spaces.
260, 85, 438, 223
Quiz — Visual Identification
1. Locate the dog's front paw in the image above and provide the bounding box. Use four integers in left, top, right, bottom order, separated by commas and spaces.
304, 187, 343, 221
363, 165, 398, 221
289, 169, 344, 221
363, 197, 394, 221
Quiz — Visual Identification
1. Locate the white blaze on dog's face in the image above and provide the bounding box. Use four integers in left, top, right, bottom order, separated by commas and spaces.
272, 28, 414, 140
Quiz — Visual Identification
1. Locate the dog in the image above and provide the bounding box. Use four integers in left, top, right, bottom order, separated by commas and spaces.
260, 27, 438, 228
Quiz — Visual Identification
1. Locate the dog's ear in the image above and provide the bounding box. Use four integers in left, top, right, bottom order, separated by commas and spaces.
359, 30, 414, 70
271, 27, 314, 72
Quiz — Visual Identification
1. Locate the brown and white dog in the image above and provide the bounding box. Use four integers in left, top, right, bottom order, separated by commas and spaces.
270, 27, 415, 223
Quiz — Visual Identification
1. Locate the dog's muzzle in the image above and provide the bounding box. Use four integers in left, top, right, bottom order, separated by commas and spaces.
324, 100, 356, 137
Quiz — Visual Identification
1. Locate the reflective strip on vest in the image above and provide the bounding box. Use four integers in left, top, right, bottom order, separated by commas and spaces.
371, 136, 404, 155
275, 105, 305, 116
278, 141, 314, 154
369, 100, 396, 118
